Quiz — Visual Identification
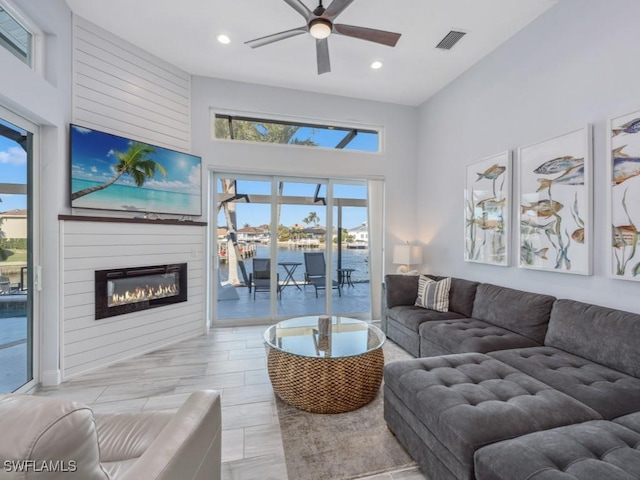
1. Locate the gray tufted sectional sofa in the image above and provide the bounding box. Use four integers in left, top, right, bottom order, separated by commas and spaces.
382, 274, 640, 480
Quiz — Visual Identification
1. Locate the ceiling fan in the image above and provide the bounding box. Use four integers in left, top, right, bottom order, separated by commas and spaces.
244, 0, 401, 75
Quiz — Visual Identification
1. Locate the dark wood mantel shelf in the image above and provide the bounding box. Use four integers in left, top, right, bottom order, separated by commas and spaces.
58, 215, 207, 226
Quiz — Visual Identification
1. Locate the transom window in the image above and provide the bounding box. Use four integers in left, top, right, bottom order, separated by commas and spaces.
213, 113, 380, 153
0, 4, 33, 67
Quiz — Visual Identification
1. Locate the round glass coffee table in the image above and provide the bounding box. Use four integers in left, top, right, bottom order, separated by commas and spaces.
263, 316, 386, 414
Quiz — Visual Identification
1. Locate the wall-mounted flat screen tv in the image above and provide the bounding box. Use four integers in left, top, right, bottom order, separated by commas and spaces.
70, 124, 202, 216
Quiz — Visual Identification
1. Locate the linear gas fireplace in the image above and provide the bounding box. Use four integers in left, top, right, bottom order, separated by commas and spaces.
95, 263, 187, 319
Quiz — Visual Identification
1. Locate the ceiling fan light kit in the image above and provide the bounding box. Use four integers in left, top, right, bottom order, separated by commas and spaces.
245, 0, 401, 75
309, 18, 332, 39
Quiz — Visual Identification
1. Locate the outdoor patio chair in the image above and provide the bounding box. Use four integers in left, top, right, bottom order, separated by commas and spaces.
248, 258, 280, 299
303, 252, 341, 297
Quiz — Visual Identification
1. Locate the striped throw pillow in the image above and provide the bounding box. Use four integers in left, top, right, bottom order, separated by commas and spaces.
415, 276, 451, 312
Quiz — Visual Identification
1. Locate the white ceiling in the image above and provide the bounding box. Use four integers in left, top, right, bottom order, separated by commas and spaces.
63, 0, 557, 106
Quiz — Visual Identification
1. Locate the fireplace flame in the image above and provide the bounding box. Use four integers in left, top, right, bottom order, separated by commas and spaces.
110, 283, 179, 306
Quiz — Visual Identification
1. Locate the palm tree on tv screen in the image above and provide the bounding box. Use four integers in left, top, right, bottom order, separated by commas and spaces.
71, 142, 167, 200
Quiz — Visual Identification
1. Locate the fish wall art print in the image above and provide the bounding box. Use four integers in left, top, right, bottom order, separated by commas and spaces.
518, 127, 592, 275
609, 110, 640, 280
464, 151, 511, 266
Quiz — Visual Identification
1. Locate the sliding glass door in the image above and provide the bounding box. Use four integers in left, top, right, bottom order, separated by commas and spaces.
332, 182, 370, 316
215, 175, 273, 320
0, 109, 35, 393
212, 173, 371, 324
275, 179, 328, 317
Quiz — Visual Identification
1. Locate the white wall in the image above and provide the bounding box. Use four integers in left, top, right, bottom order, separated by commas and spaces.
72, 16, 191, 153
191, 76, 420, 277
417, 0, 640, 314
60, 17, 206, 379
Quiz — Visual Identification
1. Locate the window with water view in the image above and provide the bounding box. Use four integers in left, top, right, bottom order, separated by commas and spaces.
215, 175, 370, 322
0, 113, 33, 393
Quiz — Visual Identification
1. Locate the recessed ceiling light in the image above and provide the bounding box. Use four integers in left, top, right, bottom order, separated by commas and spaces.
217, 34, 231, 45
371, 61, 383, 70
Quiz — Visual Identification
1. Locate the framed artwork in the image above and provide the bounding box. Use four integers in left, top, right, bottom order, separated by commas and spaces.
464, 151, 511, 266
608, 110, 640, 281
518, 126, 592, 274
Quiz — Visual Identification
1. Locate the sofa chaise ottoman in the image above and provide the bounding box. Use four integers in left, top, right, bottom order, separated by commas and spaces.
383, 353, 600, 480
474, 412, 640, 479
384, 296, 640, 480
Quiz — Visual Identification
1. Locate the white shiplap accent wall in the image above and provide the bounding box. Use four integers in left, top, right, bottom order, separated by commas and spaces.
72, 15, 191, 152
61, 220, 205, 379
64, 15, 204, 379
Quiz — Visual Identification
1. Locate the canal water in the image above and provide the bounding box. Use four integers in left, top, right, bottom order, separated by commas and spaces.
220, 244, 370, 284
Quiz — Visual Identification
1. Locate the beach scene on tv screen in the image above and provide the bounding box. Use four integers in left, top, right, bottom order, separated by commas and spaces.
70, 125, 201, 216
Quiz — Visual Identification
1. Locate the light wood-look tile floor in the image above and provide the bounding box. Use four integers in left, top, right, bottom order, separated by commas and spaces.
35, 325, 427, 480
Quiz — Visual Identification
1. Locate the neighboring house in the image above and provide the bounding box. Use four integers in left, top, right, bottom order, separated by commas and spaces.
348, 222, 369, 244
237, 226, 268, 243
301, 226, 326, 240
216, 227, 228, 240
0, 210, 27, 239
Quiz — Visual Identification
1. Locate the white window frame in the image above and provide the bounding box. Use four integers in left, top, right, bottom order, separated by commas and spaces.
211, 109, 382, 154
0, 0, 44, 73
0, 104, 40, 393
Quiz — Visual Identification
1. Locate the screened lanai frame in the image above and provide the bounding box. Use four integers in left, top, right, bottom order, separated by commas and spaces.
212, 111, 382, 154
208, 171, 379, 326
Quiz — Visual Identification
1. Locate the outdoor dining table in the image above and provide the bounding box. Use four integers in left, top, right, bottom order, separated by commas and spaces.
278, 261, 302, 290
337, 268, 356, 287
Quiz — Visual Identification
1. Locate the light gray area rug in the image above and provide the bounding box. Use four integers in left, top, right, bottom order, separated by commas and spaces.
276, 341, 417, 480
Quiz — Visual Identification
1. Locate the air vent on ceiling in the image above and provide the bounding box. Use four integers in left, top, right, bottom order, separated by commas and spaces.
436, 30, 466, 50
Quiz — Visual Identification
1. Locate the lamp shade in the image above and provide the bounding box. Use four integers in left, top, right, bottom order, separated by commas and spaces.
392, 245, 411, 265
393, 245, 423, 266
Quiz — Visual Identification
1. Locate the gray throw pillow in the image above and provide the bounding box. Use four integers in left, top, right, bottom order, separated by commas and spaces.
415, 276, 450, 312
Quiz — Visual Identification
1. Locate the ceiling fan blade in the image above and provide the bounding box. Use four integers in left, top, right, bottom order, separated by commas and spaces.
316, 38, 331, 75
324, 0, 355, 20
283, 0, 312, 20
333, 24, 401, 47
245, 27, 307, 49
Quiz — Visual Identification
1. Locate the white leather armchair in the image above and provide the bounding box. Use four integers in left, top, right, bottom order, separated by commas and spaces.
0, 390, 221, 479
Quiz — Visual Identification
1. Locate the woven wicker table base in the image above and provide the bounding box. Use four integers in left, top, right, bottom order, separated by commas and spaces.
267, 346, 384, 414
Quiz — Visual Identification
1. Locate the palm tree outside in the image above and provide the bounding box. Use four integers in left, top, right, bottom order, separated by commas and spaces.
71, 142, 167, 200
215, 121, 317, 288
303, 211, 320, 226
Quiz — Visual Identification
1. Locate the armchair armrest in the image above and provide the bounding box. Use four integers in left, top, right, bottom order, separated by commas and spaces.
107, 390, 221, 480
95, 411, 173, 463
